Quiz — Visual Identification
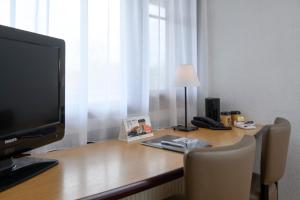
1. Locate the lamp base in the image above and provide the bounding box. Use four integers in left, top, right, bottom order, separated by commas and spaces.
173, 125, 198, 132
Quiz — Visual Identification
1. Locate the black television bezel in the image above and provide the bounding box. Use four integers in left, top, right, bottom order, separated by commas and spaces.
0, 25, 65, 159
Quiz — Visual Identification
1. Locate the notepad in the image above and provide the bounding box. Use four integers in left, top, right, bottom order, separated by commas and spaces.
141, 135, 210, 153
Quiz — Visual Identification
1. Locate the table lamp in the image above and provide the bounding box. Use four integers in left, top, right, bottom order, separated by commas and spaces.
174, 64, 200, 131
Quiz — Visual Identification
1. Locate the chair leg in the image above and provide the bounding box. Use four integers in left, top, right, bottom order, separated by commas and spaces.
261, 184, 269, 200
261, 183, 278, 200
275, 182, 279, 200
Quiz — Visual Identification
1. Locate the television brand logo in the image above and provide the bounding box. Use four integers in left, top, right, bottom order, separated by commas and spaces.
4, 138, 18, 144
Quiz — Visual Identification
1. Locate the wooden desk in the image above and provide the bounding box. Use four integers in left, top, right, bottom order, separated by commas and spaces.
0, 126, 262, 200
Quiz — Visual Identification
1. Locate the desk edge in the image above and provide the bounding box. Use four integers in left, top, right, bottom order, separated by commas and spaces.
80, 168, 184, 200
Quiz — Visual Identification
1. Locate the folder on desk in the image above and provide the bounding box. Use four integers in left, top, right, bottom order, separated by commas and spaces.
141, 135, 210, 153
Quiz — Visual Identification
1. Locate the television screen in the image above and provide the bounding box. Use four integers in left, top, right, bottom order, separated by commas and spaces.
0, 38, 60, 137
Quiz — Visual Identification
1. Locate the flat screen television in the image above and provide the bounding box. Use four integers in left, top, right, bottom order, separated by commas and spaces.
0, 25, 65, 191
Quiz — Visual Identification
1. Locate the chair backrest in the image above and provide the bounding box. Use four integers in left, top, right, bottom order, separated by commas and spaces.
261, 117, 291, 185
184, 135, 256, 200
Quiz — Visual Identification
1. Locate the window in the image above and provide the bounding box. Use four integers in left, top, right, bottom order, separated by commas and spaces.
149, 0, 167, 91
0, 0, 10, 26
87, 0, 121, 105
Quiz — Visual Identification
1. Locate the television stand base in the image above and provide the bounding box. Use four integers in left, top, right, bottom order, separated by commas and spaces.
0, 156, 58, 192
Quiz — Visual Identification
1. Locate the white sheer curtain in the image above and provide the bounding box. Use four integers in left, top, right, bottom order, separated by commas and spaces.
147, 0, 198, 129
197, 0, 209, 115
0, 0, 199, 150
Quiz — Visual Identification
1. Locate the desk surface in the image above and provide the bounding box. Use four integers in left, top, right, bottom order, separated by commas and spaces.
0, 126, 262, 200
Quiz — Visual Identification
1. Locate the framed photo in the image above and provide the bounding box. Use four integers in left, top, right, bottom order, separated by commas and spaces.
119, 115, 153, 142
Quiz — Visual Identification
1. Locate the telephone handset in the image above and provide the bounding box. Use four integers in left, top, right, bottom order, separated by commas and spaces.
191, 116, 232, 130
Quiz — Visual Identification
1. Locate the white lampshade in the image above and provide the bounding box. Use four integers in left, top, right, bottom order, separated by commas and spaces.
174, 64, 200, 87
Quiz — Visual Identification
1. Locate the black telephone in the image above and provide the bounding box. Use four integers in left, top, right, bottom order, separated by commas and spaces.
191, 116, 232, 130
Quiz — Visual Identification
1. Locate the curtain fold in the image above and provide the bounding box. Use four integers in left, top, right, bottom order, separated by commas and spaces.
197, 0, 209, 116
148, 0, 198, 129
0, 0, 200, 151
121, 0, 150, 116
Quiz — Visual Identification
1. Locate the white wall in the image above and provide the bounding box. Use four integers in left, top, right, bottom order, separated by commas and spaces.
206, 0, 300, 199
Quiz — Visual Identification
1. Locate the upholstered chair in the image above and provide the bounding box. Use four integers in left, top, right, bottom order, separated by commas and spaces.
165, 135, 256, 200
251, 117, 291, 200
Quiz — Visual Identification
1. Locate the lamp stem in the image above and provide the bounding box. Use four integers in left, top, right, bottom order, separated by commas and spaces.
184, 86, 187, 128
